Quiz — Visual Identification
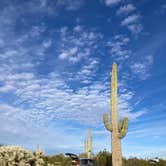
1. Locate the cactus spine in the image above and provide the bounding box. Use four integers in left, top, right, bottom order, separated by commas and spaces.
84, 129, 92, 158
103, 63, 128, 166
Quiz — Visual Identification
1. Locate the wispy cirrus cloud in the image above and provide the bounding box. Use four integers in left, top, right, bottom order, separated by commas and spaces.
121, 14, 140, 26
117, 4, 136, 15
121, 13, 143, 34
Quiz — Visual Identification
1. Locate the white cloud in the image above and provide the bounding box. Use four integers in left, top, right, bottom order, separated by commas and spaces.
0, 63, 144, 127
104, 0, 121, 7
57, 25, 102, 63
121, 14, 140, 26
29, 25, 46, 37
42, 39, 52, 48
70, 47, 78, 54
68, 56, 81, 63
0, 85, 16, 93
0, 50, 18, 59
0, 104, 85, 152
74, 58, 99, 83
131, 63, 148, 77
127, 23, 143, 34
130, 55, 153, 80
59, 52, 69, 60
117, 4, 136, 15
59, 47, 78, 61
0, 43, 146, 152
73, 25, 82, 32
107, 35, 131, 61
120, 14, 143, 34
118, 91, 147, 120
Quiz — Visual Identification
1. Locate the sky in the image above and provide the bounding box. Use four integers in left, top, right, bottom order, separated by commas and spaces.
0, 0, 166, 159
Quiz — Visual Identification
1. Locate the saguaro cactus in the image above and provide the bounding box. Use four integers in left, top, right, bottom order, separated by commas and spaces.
84, 129, 92, 158
103, 63, 128, 166
34, 144, 45, 166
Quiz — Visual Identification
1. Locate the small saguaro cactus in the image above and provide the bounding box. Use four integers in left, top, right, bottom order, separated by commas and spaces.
84, 129, 92, 158
33, 144, 45, 166
103, 63, 128, 166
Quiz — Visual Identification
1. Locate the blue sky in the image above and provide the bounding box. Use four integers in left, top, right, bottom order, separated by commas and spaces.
0, 0, 166, 158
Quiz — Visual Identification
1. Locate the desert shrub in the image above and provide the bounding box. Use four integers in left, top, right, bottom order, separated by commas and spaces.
0, 145, 44, 166
95, 150, 112, 166
42, 153, 71, 166
122, 157, 166, 166
123, 157, 149, 166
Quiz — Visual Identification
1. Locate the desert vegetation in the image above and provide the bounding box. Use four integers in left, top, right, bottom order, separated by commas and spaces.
1, 146, 165, 166
43, 151, 166, 166
0, 145, 44, 166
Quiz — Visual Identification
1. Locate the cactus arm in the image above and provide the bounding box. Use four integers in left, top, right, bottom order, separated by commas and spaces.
118, 119, 123, 132
103, 113, 113, 132
118, 117, 128, 139
118, 118, 126, 132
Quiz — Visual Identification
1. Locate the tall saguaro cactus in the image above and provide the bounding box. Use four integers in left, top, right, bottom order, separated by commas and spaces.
84, 129, 92, 158
103, 63, 128, 166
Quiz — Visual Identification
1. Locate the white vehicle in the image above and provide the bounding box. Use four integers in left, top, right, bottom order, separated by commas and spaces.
149, 157, 159, 164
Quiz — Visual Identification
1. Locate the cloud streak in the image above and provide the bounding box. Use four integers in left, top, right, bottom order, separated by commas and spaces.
103, 0, 121, 7
117, 4, 136, 15
121, 14, 140, 26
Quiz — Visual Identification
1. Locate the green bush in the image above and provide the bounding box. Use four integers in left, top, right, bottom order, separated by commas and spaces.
95, 150, 112, 166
